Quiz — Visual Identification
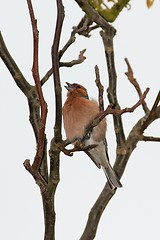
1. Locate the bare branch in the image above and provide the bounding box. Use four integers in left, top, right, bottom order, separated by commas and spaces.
23, 159, 47, 191
60, 49, 86, 67
142, 91, 160, 131
41, 68, 53, 86
0, 32, 32, 95
80, 103, 160, 240
80, 184, 116, 240
140, 135, 160, 142
26, 0, 48, 173
100, 29, 126, 146
75, 15, 97, 37
51, 0, 64, 141
49, 0, 65, 189
108, 87, 150, 115
95, 65, 104, 111
57, 140, 97, 157
41, 49, 86, 86
125, 57, 150, 114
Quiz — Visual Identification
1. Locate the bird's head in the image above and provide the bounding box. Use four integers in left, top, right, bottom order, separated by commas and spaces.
65, 82, 89, 99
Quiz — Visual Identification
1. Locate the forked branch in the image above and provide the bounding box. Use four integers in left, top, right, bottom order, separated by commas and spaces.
125, 57, 149, 113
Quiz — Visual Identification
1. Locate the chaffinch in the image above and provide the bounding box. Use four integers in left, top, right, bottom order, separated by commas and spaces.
62, 82, 122, 188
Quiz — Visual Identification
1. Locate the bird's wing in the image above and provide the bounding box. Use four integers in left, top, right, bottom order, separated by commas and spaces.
103, 138, 110, 162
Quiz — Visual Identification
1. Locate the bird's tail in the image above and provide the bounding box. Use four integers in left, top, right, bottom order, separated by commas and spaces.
102, 164, 122, 189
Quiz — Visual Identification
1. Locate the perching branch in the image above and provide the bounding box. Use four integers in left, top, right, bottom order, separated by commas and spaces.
60, 87, 149, 157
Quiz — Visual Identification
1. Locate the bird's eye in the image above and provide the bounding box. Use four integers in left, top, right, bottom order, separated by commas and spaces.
76, 85, 81, 89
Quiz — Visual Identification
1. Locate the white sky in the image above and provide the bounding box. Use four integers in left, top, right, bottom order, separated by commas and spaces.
1, 1, 160, 239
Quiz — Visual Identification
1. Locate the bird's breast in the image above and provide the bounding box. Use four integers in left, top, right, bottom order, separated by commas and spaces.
63, 97, 106, 142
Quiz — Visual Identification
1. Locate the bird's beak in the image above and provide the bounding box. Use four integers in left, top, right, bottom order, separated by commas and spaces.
65, 82, 73, 91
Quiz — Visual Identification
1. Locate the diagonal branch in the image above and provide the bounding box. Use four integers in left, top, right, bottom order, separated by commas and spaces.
0, 31, 32, 95
60, 49, 86, 67
125, 57, 150, 114
41, 49, 86, 86
40, 15, 92, 86
141, 90, 160, 131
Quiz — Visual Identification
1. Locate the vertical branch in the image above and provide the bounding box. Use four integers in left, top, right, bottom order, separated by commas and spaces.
95, 65, 104, 111
26, 0, 48, 171
41, 2, 65, 239
100, 29, 126, 148
51, 0, 65, 141
49, 0, 65, 184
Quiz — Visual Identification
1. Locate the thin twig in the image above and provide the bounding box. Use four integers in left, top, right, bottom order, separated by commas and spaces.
57, 141, 97, 157
140, 135, 160, 142
59, 29, 76, 59
95, 65, 104, 111
125, 57, 149, 114
41, 49, 86, 86
60, 49, 86, 67
108, 88, 150, 115
41, 68, 53, 86
26, 0, 48, 172
40, 16, 89, 86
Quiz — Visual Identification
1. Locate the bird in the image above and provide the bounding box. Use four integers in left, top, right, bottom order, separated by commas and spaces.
62, 82, 122, 189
